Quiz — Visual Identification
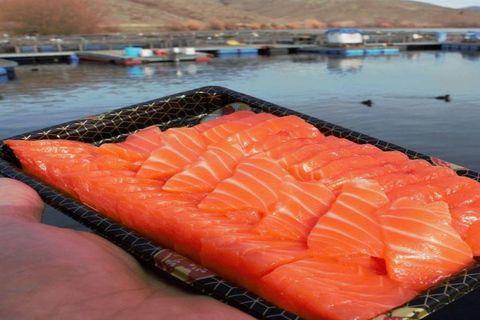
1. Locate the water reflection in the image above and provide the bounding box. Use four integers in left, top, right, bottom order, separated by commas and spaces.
127, 66, 144, 77
327, 56, 364, 74
461, 52, 480, 62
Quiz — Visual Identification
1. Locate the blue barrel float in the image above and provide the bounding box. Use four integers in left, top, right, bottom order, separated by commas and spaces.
124, 47, 142, 57
436, 32, 448, 43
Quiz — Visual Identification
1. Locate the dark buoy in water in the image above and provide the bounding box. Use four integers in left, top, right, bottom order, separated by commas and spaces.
435, 94, 450, 102
361, 100, 373, 107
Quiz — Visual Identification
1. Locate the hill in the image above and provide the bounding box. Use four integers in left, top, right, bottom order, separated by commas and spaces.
101, 0, 480, 32
463, 6, 480, 12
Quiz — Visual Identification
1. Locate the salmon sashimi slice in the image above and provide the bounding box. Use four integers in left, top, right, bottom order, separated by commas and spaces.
72, 176, 165, 221
446, 186, 480, 207
291, 143, 382, 181
265, 135, 340, 161
259, 257, 418, 320
379, 197, 474, 291
116, 203, 193, 248
449, 201, 480, 239
162, 142, 247, 192
309, 154, 380, 181
386, 181, 444, 203
136, 127, 207, 179
275, 137, 355, 172
171, 215, 253, 263
307, 179, 389, 258
201, 112, 275, 144
245, 131, 321, 155
375, 172, 420, 194
5, 148, 95, 194
201, 233, 309, 295
91, 153, 143, 171
98, 143, 149, 163
433, 175, 480, 199
4, 139, 97, 153
62, 169, 136, 198
311, 150, 413, 181
116, 190, 207, 249
192, 110, 256, 133
325, 151, 411, 191
227, 115, 321, 149
198, 154, 288, 213
386, 173, 480, 204
252, 177, 335, 241
372, 159, 435, 193
410, 164, 456, 181
224, 209, 262, 224
325, 164, 398, 191
120, 125, 164, 155
465, 220, 480, 256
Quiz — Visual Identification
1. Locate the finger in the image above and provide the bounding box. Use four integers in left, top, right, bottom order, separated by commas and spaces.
0, 177, 44, 223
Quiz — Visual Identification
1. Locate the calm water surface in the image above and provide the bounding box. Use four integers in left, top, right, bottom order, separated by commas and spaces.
1, 50, 480, 229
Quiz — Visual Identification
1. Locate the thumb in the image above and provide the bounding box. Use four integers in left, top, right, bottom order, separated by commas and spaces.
0, 178, 44, 223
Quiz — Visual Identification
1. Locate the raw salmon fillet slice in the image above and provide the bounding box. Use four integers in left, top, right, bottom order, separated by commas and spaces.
171, 214, 253, 263
386, 172, 479, 204
198, 154, 288, 213
449, 200, 480, 240
252, 177, 335, 241
4, 139, 99, 194
98, 143, 149, 163
325, 164, 398, 191
162, 142, 247, 192
379, 197, 474, 291
201, 112, 275, 144
447, 186, 480, 207
308, 179, 389, 258
309, 150, 413, 181
372, 158, 433, 193
291, 143, 382, 181
245, 131, 322, 155
4, 139, 97, 153
120, 125, 164, 154
116, 191, 206, 248
325, 151, 410, 191
72, 175, 165, 221
136, 127, 207, 179
465, 220, 480, 256
259, 257, 418, 320
192, 110, 256, 133
265, 135, 337, 161
201, 233, 309, 295
91, 153, 143, 171
275, 136, 354, 172
63, 169, 136, 199
228, 115, 320, 149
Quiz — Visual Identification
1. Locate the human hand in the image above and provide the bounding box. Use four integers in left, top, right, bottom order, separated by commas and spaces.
0, 178, 255, 320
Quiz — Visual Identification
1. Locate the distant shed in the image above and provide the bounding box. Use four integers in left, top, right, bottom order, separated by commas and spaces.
463, 32, 480, 42
326, 28, 364, 46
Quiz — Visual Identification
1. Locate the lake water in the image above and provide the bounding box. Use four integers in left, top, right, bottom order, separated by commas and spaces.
1, 50, 480, 230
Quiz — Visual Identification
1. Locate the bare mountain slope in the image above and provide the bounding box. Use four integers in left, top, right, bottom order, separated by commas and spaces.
101, 0, 480, 31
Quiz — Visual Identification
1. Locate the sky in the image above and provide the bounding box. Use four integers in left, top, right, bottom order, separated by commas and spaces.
410, 0, 480, 8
